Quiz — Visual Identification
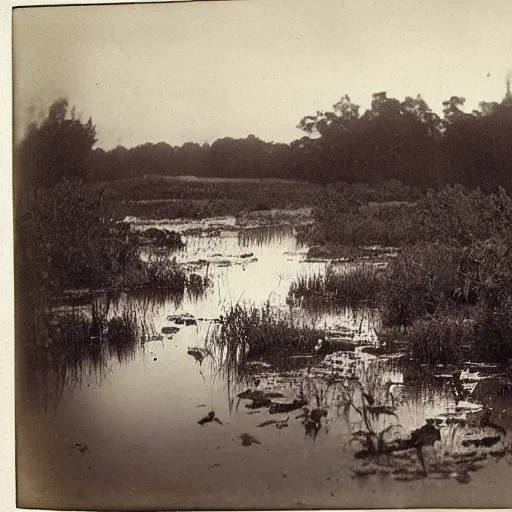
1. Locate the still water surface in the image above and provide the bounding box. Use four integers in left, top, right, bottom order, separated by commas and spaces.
17, 222, 512, 509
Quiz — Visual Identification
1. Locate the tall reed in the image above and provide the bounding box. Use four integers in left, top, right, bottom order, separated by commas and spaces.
208, 303, 323, 371
289, 264, 382, 304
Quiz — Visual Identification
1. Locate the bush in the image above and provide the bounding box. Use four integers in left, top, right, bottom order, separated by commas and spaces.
413, 184, 511, 246
472, 300, 512, 362
470, 247, 512, 361
16, 179, 139, 294
302, 186, 419, 247
302, 184, 512, 250
16, 180, 196, 296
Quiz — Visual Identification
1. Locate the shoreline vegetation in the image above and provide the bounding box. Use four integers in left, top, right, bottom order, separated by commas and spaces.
14, 89, 512, 376
294, 184, 512, 365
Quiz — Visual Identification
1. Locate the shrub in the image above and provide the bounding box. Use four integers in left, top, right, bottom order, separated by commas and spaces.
414, 184, 504, 245
303, 189, 419, 247
16, 179, 140, 293
302, 184, 512, 250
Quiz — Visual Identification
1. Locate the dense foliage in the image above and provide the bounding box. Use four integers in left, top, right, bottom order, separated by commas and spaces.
49, 88, 511, 193
13, 88, 512, 367
17, 87, 512, 193
16, 99, 97, 189
16, 179, 136, 294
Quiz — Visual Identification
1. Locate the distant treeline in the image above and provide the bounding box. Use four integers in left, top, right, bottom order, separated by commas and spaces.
16, 89, 512, 191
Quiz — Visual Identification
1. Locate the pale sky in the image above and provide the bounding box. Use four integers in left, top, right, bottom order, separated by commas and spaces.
12, 0, 512, 150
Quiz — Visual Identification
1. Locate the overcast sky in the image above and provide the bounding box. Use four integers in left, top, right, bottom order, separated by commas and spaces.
12, 0, 512, 150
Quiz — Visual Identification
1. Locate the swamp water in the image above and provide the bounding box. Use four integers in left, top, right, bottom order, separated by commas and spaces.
17, 220, 512, 509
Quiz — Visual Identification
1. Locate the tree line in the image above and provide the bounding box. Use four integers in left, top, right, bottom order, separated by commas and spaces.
15, 87, 512, 191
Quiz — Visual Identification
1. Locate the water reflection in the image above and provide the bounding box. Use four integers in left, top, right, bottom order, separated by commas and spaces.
223, 352, 512, 483
22, 297, 155, 410
237, 225, 296, 248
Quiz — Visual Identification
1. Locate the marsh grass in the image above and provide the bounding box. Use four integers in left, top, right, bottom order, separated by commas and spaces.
117, 256, 188, 290
99, 176, 322, 220
300, 201, 420, 248
379, 242, 512, 363
208, 303, 323, 373
288, 264, 382, 305
114, 255, 208, 296
403, 317, 473, 364
379, 244, 471, 328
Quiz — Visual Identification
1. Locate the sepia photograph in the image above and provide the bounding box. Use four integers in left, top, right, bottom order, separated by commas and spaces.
12, 0, 512, 509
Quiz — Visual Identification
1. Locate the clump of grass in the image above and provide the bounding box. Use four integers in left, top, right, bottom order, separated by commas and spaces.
48, 304, 153, 355
289, 264, 382, 304
116, 256, 188, 291
208, 303, 323, 370
104, 310, 144, 362
403, 317, 473, 364
116, 257, 210, 301
472, 295, 512, 362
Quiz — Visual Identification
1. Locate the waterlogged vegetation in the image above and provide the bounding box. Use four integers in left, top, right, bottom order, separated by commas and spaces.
208, 303, 323, 372
288, 264, 383, 305
296, 184, 512, 365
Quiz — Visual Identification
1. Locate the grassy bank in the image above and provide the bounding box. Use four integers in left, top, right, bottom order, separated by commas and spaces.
16, 180, 206, 295
15, 179, 209, 397
89, 176, 421, 222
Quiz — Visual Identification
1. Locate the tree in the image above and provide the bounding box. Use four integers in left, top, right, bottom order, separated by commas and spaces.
296, 91, 445, 186
17, 98, 97, 188
442, 95, 512, 190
